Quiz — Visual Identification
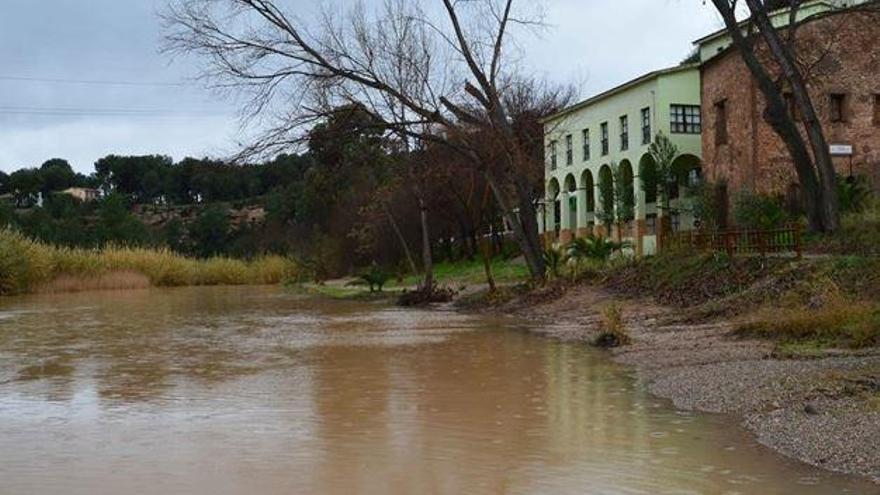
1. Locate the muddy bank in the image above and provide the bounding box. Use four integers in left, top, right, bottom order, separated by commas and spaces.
480, 283, 880, 483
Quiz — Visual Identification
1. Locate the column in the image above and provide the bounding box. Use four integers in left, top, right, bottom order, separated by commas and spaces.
576, 187, 589, 238
544, 198, 557, 246
634, 174, 647, 257
559, 191, 573, 245
593, 182, 606, 238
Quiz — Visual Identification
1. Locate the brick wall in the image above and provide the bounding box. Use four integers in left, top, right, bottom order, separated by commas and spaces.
702, 8, 880, 200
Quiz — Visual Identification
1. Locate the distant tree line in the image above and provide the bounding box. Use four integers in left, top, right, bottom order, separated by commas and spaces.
0, 104, 533, 277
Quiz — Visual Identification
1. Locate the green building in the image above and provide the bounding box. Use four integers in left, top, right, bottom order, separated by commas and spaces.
540, 63, 703, 255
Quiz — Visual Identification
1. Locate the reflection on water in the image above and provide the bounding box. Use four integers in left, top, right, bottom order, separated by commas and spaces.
0, 286, 873, 494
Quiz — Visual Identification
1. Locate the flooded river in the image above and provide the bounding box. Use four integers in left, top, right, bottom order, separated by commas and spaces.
0, 286, 874, 494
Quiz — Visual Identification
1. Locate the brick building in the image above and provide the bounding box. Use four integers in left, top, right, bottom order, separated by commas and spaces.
700, 5, 880, 205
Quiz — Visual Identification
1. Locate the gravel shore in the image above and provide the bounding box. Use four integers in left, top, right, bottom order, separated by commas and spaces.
490, 284, 880, 483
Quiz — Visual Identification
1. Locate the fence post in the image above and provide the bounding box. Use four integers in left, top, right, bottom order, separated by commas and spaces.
794, 226, 802, 259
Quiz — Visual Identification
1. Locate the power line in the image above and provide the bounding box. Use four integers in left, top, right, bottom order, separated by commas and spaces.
0, 75, 189, 87
0, 105, 228, 118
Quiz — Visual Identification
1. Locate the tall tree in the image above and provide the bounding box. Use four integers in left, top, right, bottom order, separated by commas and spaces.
163, 0, 564, 282
708, 0, 840, 232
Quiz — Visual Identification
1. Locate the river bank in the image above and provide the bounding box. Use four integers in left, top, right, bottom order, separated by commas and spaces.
470, 279, 880, 483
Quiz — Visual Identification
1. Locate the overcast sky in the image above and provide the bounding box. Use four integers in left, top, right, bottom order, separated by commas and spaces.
0, 0, 725, 174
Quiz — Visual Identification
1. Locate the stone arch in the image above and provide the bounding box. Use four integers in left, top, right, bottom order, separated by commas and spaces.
638, 153, 658, 204
563, 174, 577, 230
598, 164, 614, 225
546, 177, 561, 232
670, 153, 702, 199
618, 160, 635, 222
563, 173, 577, 193
580, 169, 595, 213
546, 177, 560, 199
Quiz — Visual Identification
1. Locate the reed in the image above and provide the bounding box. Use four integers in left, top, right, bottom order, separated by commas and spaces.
0, 229, 299, 295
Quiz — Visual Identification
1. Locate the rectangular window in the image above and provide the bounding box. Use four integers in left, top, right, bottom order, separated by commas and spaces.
641, 107, 651, 145
600, 122, 609, 155
646, 214, 657, 235
714, 99, 728, 146
582, 128, 591, 161
548, 141, 557, 170
671, 212, 681, 233
565, 134, 573, 166
670, 104, 701, 134
619, 115, 629, 151
829, 93, 847, 123
873, 94, 880, 126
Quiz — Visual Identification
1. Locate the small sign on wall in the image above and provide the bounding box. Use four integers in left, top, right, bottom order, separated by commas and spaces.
830, 144, 853, 156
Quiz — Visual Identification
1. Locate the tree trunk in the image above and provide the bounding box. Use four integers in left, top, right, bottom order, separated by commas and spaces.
710, 0, 830, 233
418, 196, 433, 291
481, 245, 497, 294
384, 205, 420, 278
484, 170, 545, 282
742, 0, 840, 232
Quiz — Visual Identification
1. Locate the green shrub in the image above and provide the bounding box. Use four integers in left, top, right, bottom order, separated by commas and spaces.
837, 174, 872, 214
733, 190, 789, 230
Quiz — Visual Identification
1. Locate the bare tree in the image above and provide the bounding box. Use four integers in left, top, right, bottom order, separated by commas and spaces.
708, 0, 841, 232
163, 0, 564, 281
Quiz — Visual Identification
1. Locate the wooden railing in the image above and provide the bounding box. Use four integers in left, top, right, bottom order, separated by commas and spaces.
666, 225, 802, 258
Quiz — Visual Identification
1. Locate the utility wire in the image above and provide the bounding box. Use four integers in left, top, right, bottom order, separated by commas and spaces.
0, 105, 228, 118
0, 75, 188, 87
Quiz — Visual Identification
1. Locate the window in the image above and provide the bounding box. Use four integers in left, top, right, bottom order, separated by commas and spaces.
671, 212, 681, 233
670, 104, 701, 134
829, 93, 847, 123
600, 122, 609, 155
783, 92, 801, 121
873, 94, 880, 126
619, 115, 629, 151
641, 107, 651, 145
548, 141, 558, 170
582, 129, 591, 161
714, 99, 728, 146
565, 134, 573, 166
646, 214, 657, 235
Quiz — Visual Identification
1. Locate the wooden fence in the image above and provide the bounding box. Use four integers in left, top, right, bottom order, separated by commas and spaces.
666, 226, 802, 258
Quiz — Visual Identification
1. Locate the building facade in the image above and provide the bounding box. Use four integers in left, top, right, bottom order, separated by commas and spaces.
540, 64, 703, 255
700, 4, 880, 200
61, 187, 101, 202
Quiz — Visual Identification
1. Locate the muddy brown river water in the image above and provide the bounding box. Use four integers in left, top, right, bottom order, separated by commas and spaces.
0, 286, 876, 494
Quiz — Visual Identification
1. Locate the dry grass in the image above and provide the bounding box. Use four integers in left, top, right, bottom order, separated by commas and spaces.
735, 299, 880, 349
594, 302, 632, 347
37, 270, 153, 294
0, 229, 299, 296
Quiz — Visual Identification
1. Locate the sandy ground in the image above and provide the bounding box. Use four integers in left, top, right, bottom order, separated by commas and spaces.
486, 284, 880, 483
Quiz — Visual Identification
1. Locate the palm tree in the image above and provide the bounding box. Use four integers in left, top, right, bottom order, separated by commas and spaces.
568, 235, 630, 263
542, 246, 568, 279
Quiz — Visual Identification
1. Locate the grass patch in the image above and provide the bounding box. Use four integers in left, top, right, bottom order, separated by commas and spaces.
287, 282, 398, 301
594, 302, 632, 348
0, 229, 299, 295
391, 257, 529, 289
603, 251, 787, 308
735, 301, 880, 349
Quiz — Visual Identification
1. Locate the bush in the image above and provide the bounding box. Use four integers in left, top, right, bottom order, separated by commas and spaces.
594, 303, 632, 348
397, 284, 456, 306
837, 174, 872, 214
733, 190, 789, 230
355, 264, 390, 292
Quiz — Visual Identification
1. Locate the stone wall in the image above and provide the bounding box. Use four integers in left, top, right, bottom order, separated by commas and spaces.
701, 8, 880, 200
